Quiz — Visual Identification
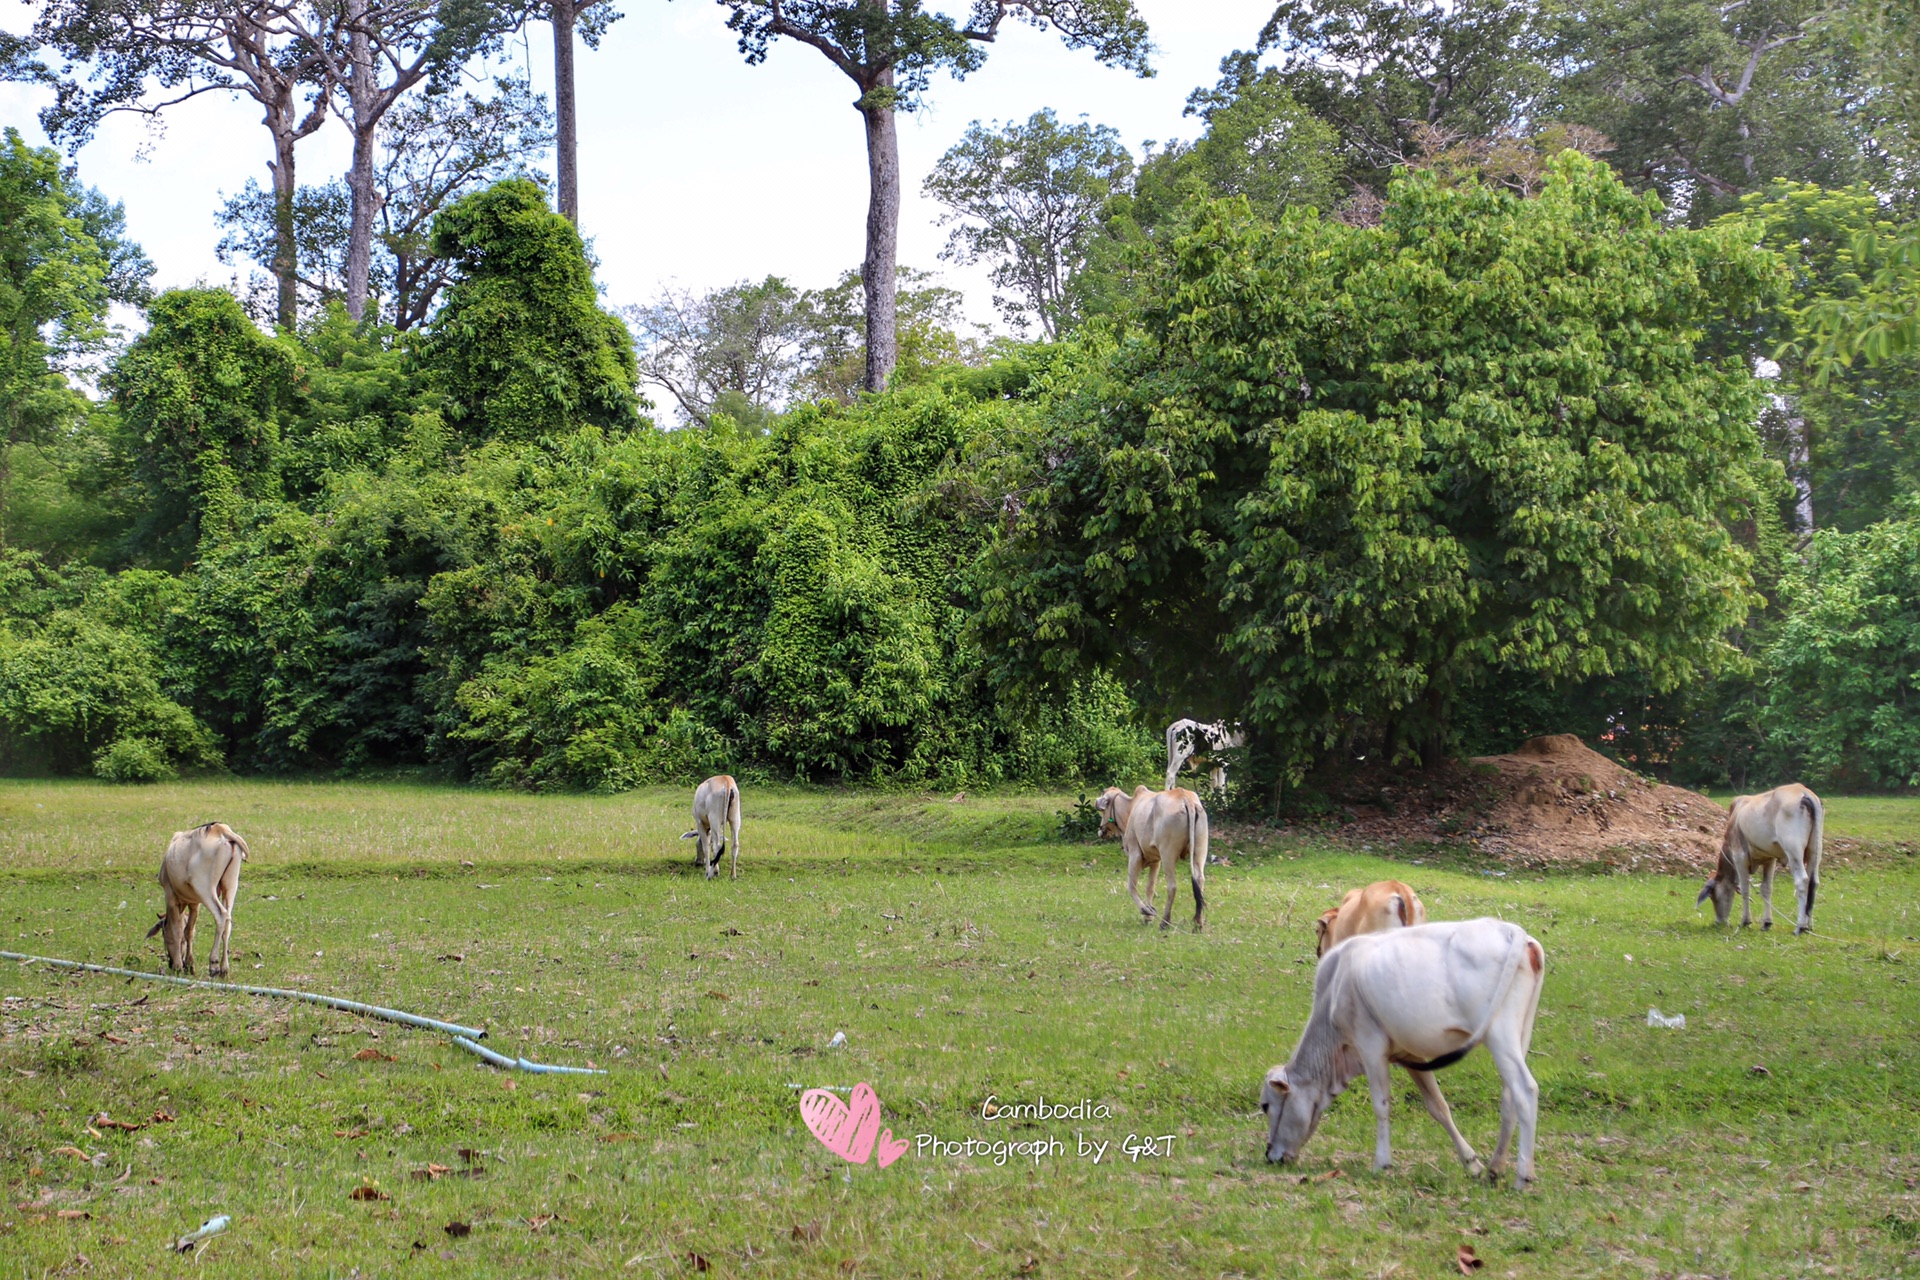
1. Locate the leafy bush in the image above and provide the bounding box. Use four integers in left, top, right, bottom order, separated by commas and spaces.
93, 735, 176, 783
1759, 506, 1920, 790
0, 608, 219, 776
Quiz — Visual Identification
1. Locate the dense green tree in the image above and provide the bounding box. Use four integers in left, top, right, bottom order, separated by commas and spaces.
924, 109, 1134, 339
972, 153, 1786, 794
1758, 504, 1920, 790
716, 0, 1152, 391
0, 127, 150, 548
103, 289, 300, 567
418, 179, 641, 442
795, 267, 984, 403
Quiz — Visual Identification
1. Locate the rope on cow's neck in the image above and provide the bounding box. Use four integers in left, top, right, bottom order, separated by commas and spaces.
0, 951, 607, 1075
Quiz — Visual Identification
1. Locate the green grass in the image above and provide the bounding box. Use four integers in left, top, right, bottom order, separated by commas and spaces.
1700, 792, 1920, 852
2, 780, 1919, 1278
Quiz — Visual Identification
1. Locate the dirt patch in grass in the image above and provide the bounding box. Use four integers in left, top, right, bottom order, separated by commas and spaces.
1273, 734, 1729, 874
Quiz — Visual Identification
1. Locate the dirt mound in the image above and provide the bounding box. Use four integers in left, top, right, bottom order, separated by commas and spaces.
1464, 735, 1727, 872
1299, 734, 1729, 874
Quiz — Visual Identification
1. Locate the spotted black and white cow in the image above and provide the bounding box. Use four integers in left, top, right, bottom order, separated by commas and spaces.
1166, 718, 1244, 793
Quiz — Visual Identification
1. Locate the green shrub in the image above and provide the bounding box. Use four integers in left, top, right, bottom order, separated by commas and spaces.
93, 735, 177, 783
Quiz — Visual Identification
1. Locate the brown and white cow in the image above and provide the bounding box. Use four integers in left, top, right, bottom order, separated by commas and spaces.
682, 775, 742, 881
1122, 787, 1209, 931
1698, 783, 1824, 934
146, 822, 249, 977
1315, 880, 1427, 957
1262, 918, 1546, 1189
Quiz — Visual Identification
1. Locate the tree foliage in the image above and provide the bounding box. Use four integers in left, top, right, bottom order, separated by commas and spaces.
419, 179, 641, 442
973, 153, 1786, 788
924, 109, 1134, 339
1759, 504, 1920, 790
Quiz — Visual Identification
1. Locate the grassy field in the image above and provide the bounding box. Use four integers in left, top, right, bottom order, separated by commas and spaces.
2, 780, 1917, 1279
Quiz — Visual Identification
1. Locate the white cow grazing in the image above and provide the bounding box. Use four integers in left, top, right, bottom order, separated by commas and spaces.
681, 775, 742, 881
146, 822, 249, 978
1261, 919, 1546, 1188
1093, 786, 1137, 839
1165, 718, 1243, 793
1698, 783, 1824, 934
1123, 786, 1208, 930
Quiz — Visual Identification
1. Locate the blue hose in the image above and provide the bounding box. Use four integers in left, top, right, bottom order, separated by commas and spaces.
451, 1035, 607, 1075
0, 951, 488, 1039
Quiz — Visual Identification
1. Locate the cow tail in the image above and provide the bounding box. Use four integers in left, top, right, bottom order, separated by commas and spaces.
1802, 792, 1822, 913
1391, 893, 1409, 927
1187, 796, 1205, 918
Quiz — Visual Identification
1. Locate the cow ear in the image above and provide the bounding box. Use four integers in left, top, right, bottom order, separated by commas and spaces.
1266, 1067, 1290, 1094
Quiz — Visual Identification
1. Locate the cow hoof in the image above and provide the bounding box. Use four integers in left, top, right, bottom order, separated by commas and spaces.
1762, 920, 1772, 930
1795, 925, 1811, 936
1465, 1158, 1486, 1179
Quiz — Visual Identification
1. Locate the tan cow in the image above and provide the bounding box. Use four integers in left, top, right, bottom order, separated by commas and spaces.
1123, 787, 1209, 931
1698, 783, 1824, 934
1315, 880, 1428, 957
1093, 786, 1139, 839
146, 822, 249, 977
681, 775, 742, 881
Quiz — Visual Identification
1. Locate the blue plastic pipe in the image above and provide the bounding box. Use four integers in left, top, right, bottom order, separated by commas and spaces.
0, 951, 488, 1040
451, 1035, 607, 1076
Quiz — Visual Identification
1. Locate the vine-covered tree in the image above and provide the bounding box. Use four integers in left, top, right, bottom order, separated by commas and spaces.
419, 179, 641, 442
717, 0, 1152, 392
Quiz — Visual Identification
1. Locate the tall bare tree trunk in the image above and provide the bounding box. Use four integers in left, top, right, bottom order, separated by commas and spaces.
344, 0, 377, 322
860, 72, 899, 393
552, 0, 579, 223
268, 129, 300, 330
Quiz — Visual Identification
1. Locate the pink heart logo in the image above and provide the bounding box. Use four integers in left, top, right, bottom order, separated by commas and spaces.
876, 1127, 908, 1168
799, 1082, 903, 1168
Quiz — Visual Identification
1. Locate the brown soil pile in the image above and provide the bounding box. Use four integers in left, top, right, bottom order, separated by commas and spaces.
1306, 734, 1729, 873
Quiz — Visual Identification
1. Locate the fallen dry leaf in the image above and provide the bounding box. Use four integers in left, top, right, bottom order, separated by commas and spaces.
598, 1132, 640, 1143
1793, 1181, 1813, 1192
438, 954, 465, 962
457, 1148, 482, 1164
444, 1221, 472, 1239
101, 1033, 127, 1046
528, 1215, 556, 1232
791, 1221, 823, 1243
1313, 1168, 1343, 1183
687, 1252, 710, 1272
352, 1048, 397, 1062
839, 1261, 857, 1274
501, 1079, 517, 1092
1456, 1244, 1484, 1275
1750, 1064, 1772, 1077
91, 1114, 142, 1132
56, 1209, 91, 1221
349, 1179, 390, 1202
410, 1164, 452, 1181
150, 1110, 175, 1124
1017, 1256, 1039, 1275
705, 991, 728, 1001
49, 1147, 90, 1162
334, 1127, 371, 1140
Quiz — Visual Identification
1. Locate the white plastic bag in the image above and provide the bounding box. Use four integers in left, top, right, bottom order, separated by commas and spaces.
1646, 1008, 1686, 1029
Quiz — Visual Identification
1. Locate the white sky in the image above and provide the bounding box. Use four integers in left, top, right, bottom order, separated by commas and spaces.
2, 1, 1276, 333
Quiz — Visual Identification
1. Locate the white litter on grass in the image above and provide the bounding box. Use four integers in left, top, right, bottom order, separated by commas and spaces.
173, 1214, 230, 1252
827, 1031, 847, 1049
1646, 1009, 1686, 1029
